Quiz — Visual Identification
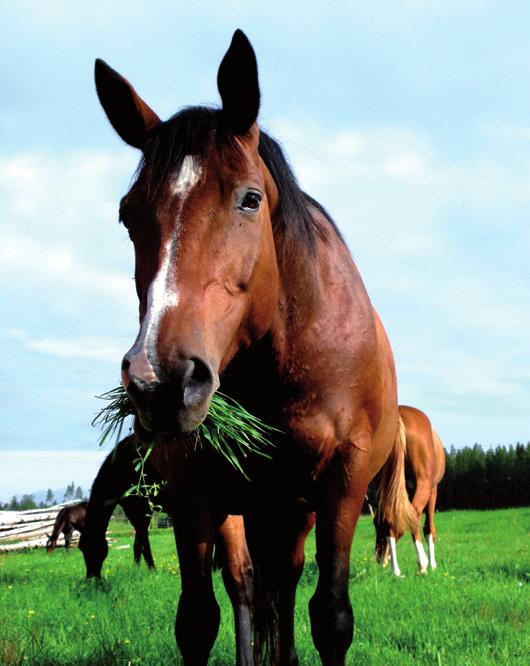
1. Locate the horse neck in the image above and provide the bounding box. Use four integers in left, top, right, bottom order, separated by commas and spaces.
269, 220, 372, 368
89, 439, 138, 514
50, 510, 67, 540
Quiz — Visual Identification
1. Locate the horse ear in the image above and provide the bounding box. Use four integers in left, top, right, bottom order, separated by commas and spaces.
94, 59, 161, 149
217, 30, 260, 135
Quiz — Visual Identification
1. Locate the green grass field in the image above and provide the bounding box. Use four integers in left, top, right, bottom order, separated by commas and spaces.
0, 508, 528, 665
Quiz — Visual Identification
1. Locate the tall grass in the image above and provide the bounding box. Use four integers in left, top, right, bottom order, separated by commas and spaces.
0, 508, 528, 665
93, 386, 278, 480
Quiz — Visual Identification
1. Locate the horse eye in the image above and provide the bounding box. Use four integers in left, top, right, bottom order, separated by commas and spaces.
238, 190, 262, 212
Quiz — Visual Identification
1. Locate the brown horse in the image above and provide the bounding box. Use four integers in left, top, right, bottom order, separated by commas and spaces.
46, 501, 88, 551
374, 405, 446, 576
94, 30, 413, 665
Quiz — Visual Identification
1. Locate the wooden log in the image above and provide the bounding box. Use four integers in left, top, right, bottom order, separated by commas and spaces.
0, 519, 57, 540
0, 502, 83, 527
0, 532, 80, 552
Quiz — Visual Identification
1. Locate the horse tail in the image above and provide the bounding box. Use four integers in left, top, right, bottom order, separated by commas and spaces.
377, 416, 419, 535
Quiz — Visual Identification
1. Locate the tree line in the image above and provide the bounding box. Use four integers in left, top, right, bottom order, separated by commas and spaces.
1, 482, 86, 511
2, 444, 529, 513
437, 443, 530, 510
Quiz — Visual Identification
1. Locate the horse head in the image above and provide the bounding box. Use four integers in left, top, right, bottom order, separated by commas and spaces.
45, 533, 56, 552
79, 529, 109, 578
95, 30, 280, 438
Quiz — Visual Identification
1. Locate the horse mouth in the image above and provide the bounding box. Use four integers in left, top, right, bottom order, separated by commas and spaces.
133, 402, 210, 441
125, 362, 218, 441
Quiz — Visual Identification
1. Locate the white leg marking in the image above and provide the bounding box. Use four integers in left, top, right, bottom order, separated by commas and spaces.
389, 537, 401, 577
427, 534, 437, 569
414, 539, 429, 574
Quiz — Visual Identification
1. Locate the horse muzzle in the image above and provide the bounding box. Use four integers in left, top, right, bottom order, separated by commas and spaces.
122, 353, 219, 437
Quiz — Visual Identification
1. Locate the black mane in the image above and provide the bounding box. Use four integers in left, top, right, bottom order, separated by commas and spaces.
137, 106, 344, 261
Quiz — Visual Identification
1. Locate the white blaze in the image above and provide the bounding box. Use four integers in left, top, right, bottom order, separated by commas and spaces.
128, 156, 202, 369
171, 155, 203, 196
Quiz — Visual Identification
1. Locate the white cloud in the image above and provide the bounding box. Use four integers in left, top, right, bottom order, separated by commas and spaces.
3, 328, 130, 363
0, 149, 139, 341
0, 233, 135, 306
27, 336, 128, 363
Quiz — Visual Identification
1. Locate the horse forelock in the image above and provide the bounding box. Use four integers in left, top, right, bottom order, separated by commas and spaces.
129, 106, 344, 271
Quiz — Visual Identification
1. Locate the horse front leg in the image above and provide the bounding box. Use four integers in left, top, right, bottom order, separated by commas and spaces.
278, 510, 316, 666
141, 531, 156, 569
309, 460, 368, 666
64, 527, 73, 549
133, 519, 154, 568
217, 515, 254, 666
173, 499, 220, 666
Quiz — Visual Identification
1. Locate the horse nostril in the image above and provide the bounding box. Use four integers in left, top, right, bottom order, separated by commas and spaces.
190, 357, 213, 386
121, 357, 131, 388
127, 373, 151, 397
181, 357, 214, 409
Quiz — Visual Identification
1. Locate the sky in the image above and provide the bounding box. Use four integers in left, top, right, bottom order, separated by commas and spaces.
1, 1, 529, 500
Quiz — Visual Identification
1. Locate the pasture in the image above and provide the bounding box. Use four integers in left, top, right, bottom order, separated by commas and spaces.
0, 508, 527, 665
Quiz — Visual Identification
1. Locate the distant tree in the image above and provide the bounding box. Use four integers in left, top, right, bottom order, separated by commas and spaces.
63, 482, 75, 502
45, 489, 54, 506
19, 494, 37, 510
8, 496, 19, 511
74, 486, 83, 500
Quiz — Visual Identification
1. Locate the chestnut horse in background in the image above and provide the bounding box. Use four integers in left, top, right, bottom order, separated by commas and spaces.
46, 501, 88, 551
94, 30, 413, 665
374, 405, 446, 576
79, 435, 170, 578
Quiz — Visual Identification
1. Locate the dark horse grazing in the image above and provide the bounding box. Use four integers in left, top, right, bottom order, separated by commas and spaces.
94, 30, 413, 664
79, 434, 169, 578
46, 501, 88, 551
374, 405, 446, 576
